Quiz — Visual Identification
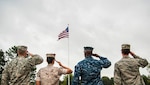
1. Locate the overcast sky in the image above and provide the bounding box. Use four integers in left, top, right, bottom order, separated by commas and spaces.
0, 0, 150, 78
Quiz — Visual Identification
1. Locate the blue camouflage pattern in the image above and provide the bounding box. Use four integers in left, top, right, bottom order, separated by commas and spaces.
72, 56, 111, 85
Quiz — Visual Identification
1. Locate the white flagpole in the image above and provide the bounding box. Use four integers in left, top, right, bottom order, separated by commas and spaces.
67, 24, 70, 85
58, 24, 70, 85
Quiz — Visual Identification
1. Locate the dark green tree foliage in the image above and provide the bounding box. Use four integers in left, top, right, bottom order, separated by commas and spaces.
0, 49, 6, 85
110, 77, 114, 85
0, 49, 6, 72
102, 76, 114, 85
5, 46, 17, 60
142, 75, 150, 85
60, 74, 73, 85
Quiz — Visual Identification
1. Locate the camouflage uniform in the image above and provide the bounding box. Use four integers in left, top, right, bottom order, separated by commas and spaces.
114, 43, 148, 85
36, 64, 68, 85
72, 56, 111, 85
1, 55, 43, 85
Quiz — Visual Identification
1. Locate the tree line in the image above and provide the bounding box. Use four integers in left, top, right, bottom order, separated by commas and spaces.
0, 46, 150, 85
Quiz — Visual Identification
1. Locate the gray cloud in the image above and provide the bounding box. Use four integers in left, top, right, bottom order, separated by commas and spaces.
0, 0, 150, 77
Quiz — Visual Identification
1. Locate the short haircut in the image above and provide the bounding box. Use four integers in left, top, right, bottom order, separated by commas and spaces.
47, 57, 55, 64
121, 49, 130, 55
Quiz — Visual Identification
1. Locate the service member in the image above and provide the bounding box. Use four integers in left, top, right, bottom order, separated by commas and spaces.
1, 45, 43, 85
72, 46, 111, 85
114, 44, 148, 85
36, 53, 72, 85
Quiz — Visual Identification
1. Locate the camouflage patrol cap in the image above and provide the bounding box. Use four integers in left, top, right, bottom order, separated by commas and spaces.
84, 46, 94, 51
46, 53, 56, 58
121, 44, 130, 49
17, 45, 27, 51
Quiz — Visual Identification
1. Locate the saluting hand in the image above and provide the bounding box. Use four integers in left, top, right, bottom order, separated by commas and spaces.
28, 52, 33, 57
55, 60, 62, 66
130, 51, 135, 56
92, 54, 100, 57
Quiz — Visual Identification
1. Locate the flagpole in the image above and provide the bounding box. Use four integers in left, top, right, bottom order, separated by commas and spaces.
57, 24, 70, 85
67, 24, 70, 85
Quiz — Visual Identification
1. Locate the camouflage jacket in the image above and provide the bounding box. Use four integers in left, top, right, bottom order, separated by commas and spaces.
1, 55, 43, 85
72, 56, 111, 85
114, 55, 148, 85
36, 64, 67, 85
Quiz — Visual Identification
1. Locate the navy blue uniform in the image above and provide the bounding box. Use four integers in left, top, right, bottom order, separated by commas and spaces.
72, 56, 111, 85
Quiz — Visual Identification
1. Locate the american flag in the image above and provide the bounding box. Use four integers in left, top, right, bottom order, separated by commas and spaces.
58, 27, 69, 40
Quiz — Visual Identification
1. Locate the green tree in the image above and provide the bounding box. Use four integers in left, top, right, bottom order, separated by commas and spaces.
110, 77, 114, 85
5, 46, 17, 61
102, 76, 113, 85
142, 75, 150, 85
60, 74, 73, 85
0, 49, 6, 85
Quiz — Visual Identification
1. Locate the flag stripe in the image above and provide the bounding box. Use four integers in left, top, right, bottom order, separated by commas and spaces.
58, 27, 69, 40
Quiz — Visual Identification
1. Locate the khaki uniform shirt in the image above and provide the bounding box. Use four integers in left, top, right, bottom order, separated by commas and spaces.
36, 64, 67, 85
114, 55, 148, 85
1, 55, 43, 85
